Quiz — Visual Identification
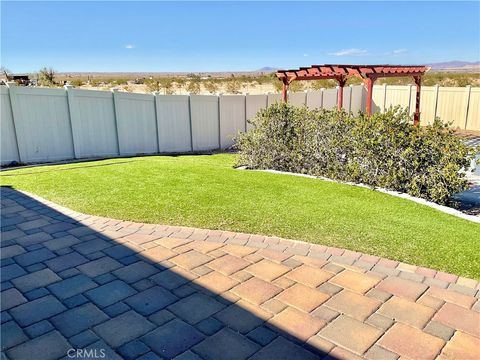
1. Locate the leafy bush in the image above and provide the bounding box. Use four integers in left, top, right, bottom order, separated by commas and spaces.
186, 80, 201, 94
236, 103, 477, 205
37, 67, 56, 87
70, 79, 84, 87
204, 81, 219, 94
225, 79, 242, 94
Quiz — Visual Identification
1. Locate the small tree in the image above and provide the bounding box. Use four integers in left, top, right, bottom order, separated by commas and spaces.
187, 79, 201, 94
38, 67, 56, 86
204, 81, 219, 94
145, 79, 161, 92
1, 67, 12, 81
70, 79, 84, 87
226, 78, 241, 94
160, 78, 174, 94
272, 78, 283, 92
289, 81, 304, 92
311, 79, 336, 90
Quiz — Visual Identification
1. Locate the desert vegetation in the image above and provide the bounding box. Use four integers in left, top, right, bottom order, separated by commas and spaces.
3, 68, 479, 94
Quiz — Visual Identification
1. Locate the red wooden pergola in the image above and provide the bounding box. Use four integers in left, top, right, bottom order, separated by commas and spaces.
276, 64, 429, 125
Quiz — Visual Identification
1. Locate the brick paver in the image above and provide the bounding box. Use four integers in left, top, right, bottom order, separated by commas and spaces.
318, 315, 383, 355
1, 187, 479, 359
378, 323, 445, 359
324, 290, 381, 321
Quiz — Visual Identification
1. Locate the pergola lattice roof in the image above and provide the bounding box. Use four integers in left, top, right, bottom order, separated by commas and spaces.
276, 64, 429, 81
276, 64, 430, 124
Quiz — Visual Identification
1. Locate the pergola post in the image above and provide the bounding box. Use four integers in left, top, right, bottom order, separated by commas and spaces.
364, 76, 376, 116
282, 78, 289, 103
413, 76, 421, 126
336, 76, 347, 110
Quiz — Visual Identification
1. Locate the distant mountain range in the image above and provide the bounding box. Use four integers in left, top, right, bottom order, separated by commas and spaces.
256, 67, 279, 72
426, 61, 480, 71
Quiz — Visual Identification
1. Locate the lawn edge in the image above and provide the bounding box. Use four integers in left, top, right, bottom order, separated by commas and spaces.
236, 167, 480, 224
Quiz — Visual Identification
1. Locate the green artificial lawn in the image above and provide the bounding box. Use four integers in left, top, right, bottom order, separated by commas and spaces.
1, 154, 479, 278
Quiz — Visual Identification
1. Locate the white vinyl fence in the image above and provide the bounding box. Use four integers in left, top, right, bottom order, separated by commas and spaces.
1, 83, 478, 165
0, 84, 362, 165
372, 84, 479, 130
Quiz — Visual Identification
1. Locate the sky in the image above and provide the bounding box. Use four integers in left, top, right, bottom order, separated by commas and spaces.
1, 1, 479, 73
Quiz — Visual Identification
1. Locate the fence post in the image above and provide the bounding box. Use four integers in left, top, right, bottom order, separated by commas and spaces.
335, 86, 339, 108
407, 84, 414, 115
217, 94, 221, 150
320, 88, 325, 109
464, 85, 472, 130
153, 92, 161, 153
188, 94, 194, 152
243, 93, 248, 132
433, 84, 440, 119
348, 85, 353, 113
382, 83, 388, 113
5, 82, 22, 163
64, 85, 78, 159
111, 88, 121, 156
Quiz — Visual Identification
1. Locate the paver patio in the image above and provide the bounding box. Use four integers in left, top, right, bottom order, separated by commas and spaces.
1, 186, 479, 359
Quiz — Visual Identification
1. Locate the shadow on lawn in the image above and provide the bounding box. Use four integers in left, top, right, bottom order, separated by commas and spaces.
0, 186, 335, 360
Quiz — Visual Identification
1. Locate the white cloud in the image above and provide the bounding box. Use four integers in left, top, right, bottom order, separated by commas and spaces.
303, 53, 309, 57
327, 48, 369, 56
124, 44, 135, 49
385, 48, 407, 56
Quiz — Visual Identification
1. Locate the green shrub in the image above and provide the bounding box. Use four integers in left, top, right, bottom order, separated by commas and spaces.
145, 79, 161, 92
225, 79, 242, 94
235, 103, 477, 205
186, 80, 201, 94
70, 79, 84, 87
204, 81, 219, 94
37, 67, 56, 87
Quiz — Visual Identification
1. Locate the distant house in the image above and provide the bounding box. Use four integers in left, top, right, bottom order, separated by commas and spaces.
11, 74, 31, 85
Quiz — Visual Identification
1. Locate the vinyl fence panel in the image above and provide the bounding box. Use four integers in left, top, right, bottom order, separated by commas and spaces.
289, 92, 307, 107
322, 88, 338, 109
0, 87, 20, 164
8, 86, 74, 163
68, 89, 119, 158
306, 90, 323, 109
267, 93, 282, 106
246, 94, 267, 131
114, 91, 158, 155
219, 95, 246, 149
384, 85, 412, 113
419, 86, 438, 125
350, 85, 365, 113
190, 95, 220, 151
156, 95, 192, 152
436, 87, 468, 129
466, 88, 480, 131
341, 87, 352, 112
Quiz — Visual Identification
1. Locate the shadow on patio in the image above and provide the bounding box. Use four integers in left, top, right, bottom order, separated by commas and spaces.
1, 186, 336, 360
